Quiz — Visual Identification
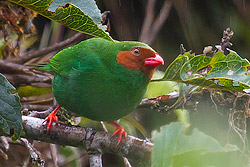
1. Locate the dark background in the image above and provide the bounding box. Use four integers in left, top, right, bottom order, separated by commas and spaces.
95, 0, 249, 65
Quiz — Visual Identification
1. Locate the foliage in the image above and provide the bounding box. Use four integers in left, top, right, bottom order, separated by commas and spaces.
0, 73, 22, 141
0, 1, 36, 58
8, 0, 113, 42
17, 86, 52, 97
152, 122, 246, 167
145, 70, 179, 98
159, 50, 250, 93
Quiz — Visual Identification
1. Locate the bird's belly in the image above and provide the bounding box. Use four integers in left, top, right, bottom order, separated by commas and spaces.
52, 74, 147, 121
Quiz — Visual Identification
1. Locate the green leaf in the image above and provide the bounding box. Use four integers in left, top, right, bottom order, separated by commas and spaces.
8, 0, 114, 42
0, 73, 22, 141
152, 122, 245, 167
159, 50, 250, 93
17, 85, 52, 97
145, 70, 179, 98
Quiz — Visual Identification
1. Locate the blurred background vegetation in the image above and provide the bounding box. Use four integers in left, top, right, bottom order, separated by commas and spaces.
0, 0, 249, 166
97, 0, 250, 63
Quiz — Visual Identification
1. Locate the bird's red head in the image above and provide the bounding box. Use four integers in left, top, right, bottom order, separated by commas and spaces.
117, 46, 164, 80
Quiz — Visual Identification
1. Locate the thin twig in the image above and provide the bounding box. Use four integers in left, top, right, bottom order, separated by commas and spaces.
0, 136, 9, 160
5, 74, 51, 86
49, 144, 59, 167
0, 60, 33, 74
12, 32, 85, 64
139, 0, 156, 42
139, 0, 173, 44
138, 91, 179, 110
0, 59, 52, 87
20, 138, 45, 167
0, 136, 9, 151
229, 93, 249, 152
27, 107, 53, 118
89, 154, 102, 167
147, 0, 173, 44
209, 89, 222, 115
123, 157, 132, 167
100, 121, 108, 132
23, 104, 52, 112
0, 148, 8, 160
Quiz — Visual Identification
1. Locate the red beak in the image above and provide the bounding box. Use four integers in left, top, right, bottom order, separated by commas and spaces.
144, 54, 164, 68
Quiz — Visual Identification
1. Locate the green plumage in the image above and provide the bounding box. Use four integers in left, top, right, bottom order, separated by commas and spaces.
43, 38, 153, 121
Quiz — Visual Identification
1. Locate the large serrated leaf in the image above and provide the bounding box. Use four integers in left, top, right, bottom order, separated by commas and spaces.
8, 0, 114, 42
0, 73, 22, 141
159, 50, 250, 93
152, 122, 245, 167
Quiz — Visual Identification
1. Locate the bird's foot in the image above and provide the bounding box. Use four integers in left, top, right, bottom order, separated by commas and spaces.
108, 121, 127, 146
43, 105, 61, 134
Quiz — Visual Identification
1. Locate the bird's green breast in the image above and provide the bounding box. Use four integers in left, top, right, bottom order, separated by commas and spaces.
51, 38, 150, 121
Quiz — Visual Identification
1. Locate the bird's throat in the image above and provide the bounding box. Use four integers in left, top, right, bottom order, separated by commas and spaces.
116, 51, 155, 80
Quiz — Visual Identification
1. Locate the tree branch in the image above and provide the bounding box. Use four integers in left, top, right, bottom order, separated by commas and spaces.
20, 138, 45, 167
89, 154, 102, 167
0, 60, 33, 75
139, 0, 173, 44
0, 59, 52, 87
139, 0, 157, 43
138, 91, 179, 111
20, 116, 153, 163
12, 32, 86, 64
149, 0, 173, 44
5, 74, 51, 86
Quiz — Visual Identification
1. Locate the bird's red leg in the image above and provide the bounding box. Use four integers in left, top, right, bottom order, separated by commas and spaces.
107, 121, 127, 146
44, 105, 61, 134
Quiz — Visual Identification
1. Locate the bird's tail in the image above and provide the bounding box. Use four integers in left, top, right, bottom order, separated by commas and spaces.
36, 63, 53, 71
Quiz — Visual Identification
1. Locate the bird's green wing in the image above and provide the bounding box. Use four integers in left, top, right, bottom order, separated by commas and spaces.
50, 44, 81, 77
49, 38, 117, 77
37, 63, 53, 71
49, 40, 97, 77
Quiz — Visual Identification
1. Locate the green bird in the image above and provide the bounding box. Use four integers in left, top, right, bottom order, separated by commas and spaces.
42, 38, 164, 145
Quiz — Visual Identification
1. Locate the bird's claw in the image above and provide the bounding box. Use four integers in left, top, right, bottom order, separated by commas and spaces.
43, 105, 61, 134
44, 112, 58, 134
111, 125, 127, 147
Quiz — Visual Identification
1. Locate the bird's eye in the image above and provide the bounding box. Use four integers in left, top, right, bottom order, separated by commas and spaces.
133, 48, 140, 55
